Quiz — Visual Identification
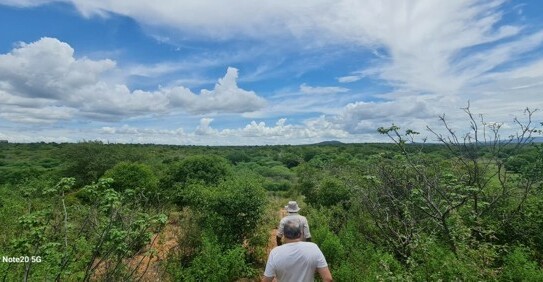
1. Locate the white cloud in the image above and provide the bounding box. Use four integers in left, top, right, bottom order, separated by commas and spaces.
0, 1, 513, 48
322, 1, 522, 94
299, 83, 349, 95
0, 0, 53, 7
0, 38, 116, 100
0, 38, 266, 123
99, 125, 185, 136
198, 117, 349, 142
337, 75, 362, 83
331, 95, 438, 134
195, 118, 218, 136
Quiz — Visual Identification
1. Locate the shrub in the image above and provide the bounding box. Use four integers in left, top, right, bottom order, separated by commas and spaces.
103, 162, 158, 193
501, 246, 543, 281
184, 174, 267, 246
102, 162, 159, 205
170, 155, 232, 186
177, 233, 256, 281
316, 178, 351, 207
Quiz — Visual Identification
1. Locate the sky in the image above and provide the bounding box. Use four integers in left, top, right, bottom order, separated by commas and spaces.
0, 0, 542, 145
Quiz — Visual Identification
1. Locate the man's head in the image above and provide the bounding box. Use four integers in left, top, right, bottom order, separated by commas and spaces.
285, 201, 301, 213
283, 220, 302, 240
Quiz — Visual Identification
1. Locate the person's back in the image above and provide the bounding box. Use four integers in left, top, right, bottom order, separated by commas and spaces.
277, 201, 312, 245
265, 241, 326, 282
263, 219, 333, 282
278, 213, 310, 238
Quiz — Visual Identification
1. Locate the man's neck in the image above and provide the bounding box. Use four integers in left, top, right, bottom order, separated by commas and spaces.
283, 237, 303, 244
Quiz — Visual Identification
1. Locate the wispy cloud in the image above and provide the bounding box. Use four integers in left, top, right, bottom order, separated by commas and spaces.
337, 75, 363, 83
299, 83, 349, 95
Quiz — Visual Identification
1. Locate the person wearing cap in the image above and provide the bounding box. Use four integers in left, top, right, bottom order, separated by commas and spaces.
276, 201, 311, 246
263, 219, 333, 282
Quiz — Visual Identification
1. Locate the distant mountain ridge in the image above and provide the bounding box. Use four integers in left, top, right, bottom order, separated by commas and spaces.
310, 137, 543, 146
313, 140, 344, 145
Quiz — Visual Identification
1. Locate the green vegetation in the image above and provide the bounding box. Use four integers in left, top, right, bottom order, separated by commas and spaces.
0, 109, 542, 280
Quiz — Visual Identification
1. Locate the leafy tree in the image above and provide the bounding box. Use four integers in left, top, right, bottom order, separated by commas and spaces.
102, 162, 159, 206
61, 142, 143, 186
183, 174, 266, 246
169, 155, 232, 186
314, 178, 351, 208
226, 150, 251, 164
279, 152, 301, 168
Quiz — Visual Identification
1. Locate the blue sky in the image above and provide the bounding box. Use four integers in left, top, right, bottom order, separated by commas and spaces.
0, 0, 542, 145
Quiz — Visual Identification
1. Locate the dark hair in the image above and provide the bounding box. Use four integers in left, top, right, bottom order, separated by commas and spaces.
283, 220, 302, 239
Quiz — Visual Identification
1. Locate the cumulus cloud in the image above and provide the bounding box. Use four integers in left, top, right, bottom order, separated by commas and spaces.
195, 118, 218, 136
199, 117, 349, 141
0, 38, 265, 123
167, 67, 266, 114
330, 95, 439, 134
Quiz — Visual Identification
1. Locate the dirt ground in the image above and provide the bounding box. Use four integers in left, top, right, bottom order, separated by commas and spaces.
266, 208, 287, 257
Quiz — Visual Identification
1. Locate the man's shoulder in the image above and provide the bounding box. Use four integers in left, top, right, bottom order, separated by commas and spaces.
282, 213, 307, 220
298, 241, 318, 248
273, 242, 324, 259
279, 241, 319, 250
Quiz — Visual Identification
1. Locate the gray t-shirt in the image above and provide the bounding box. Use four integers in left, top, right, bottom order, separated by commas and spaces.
277, 213, 311, 239
264, 242, 328, 282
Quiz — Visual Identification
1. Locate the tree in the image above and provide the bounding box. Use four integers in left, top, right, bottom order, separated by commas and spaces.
61, 142, 143, 186
183, 174, 267, 246
169, 155, 232, 186
103, 162, 159, 206
368, 105, 542, 260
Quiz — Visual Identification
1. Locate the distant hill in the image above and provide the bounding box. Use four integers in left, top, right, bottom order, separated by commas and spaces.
505, 136, 543, 144
313, 140, 344, 145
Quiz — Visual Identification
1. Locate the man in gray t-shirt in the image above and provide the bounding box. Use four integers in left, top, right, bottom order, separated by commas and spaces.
276, 201, 311, 246
263, 220, 333, 282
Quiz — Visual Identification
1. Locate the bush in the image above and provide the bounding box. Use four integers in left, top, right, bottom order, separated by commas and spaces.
170, 155, 232, 186
103, 162, 158, 192
102, 162, 159, 205
411, 242, 471, 281
316, 178, 351, 207
184, 174, 267, 246
501, 246, 543, 281
263, 179, 291, 191
176, 233, 256, 281
279, 152, 301, 168
226, 151, 251, 164
62, 142, 143, 186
